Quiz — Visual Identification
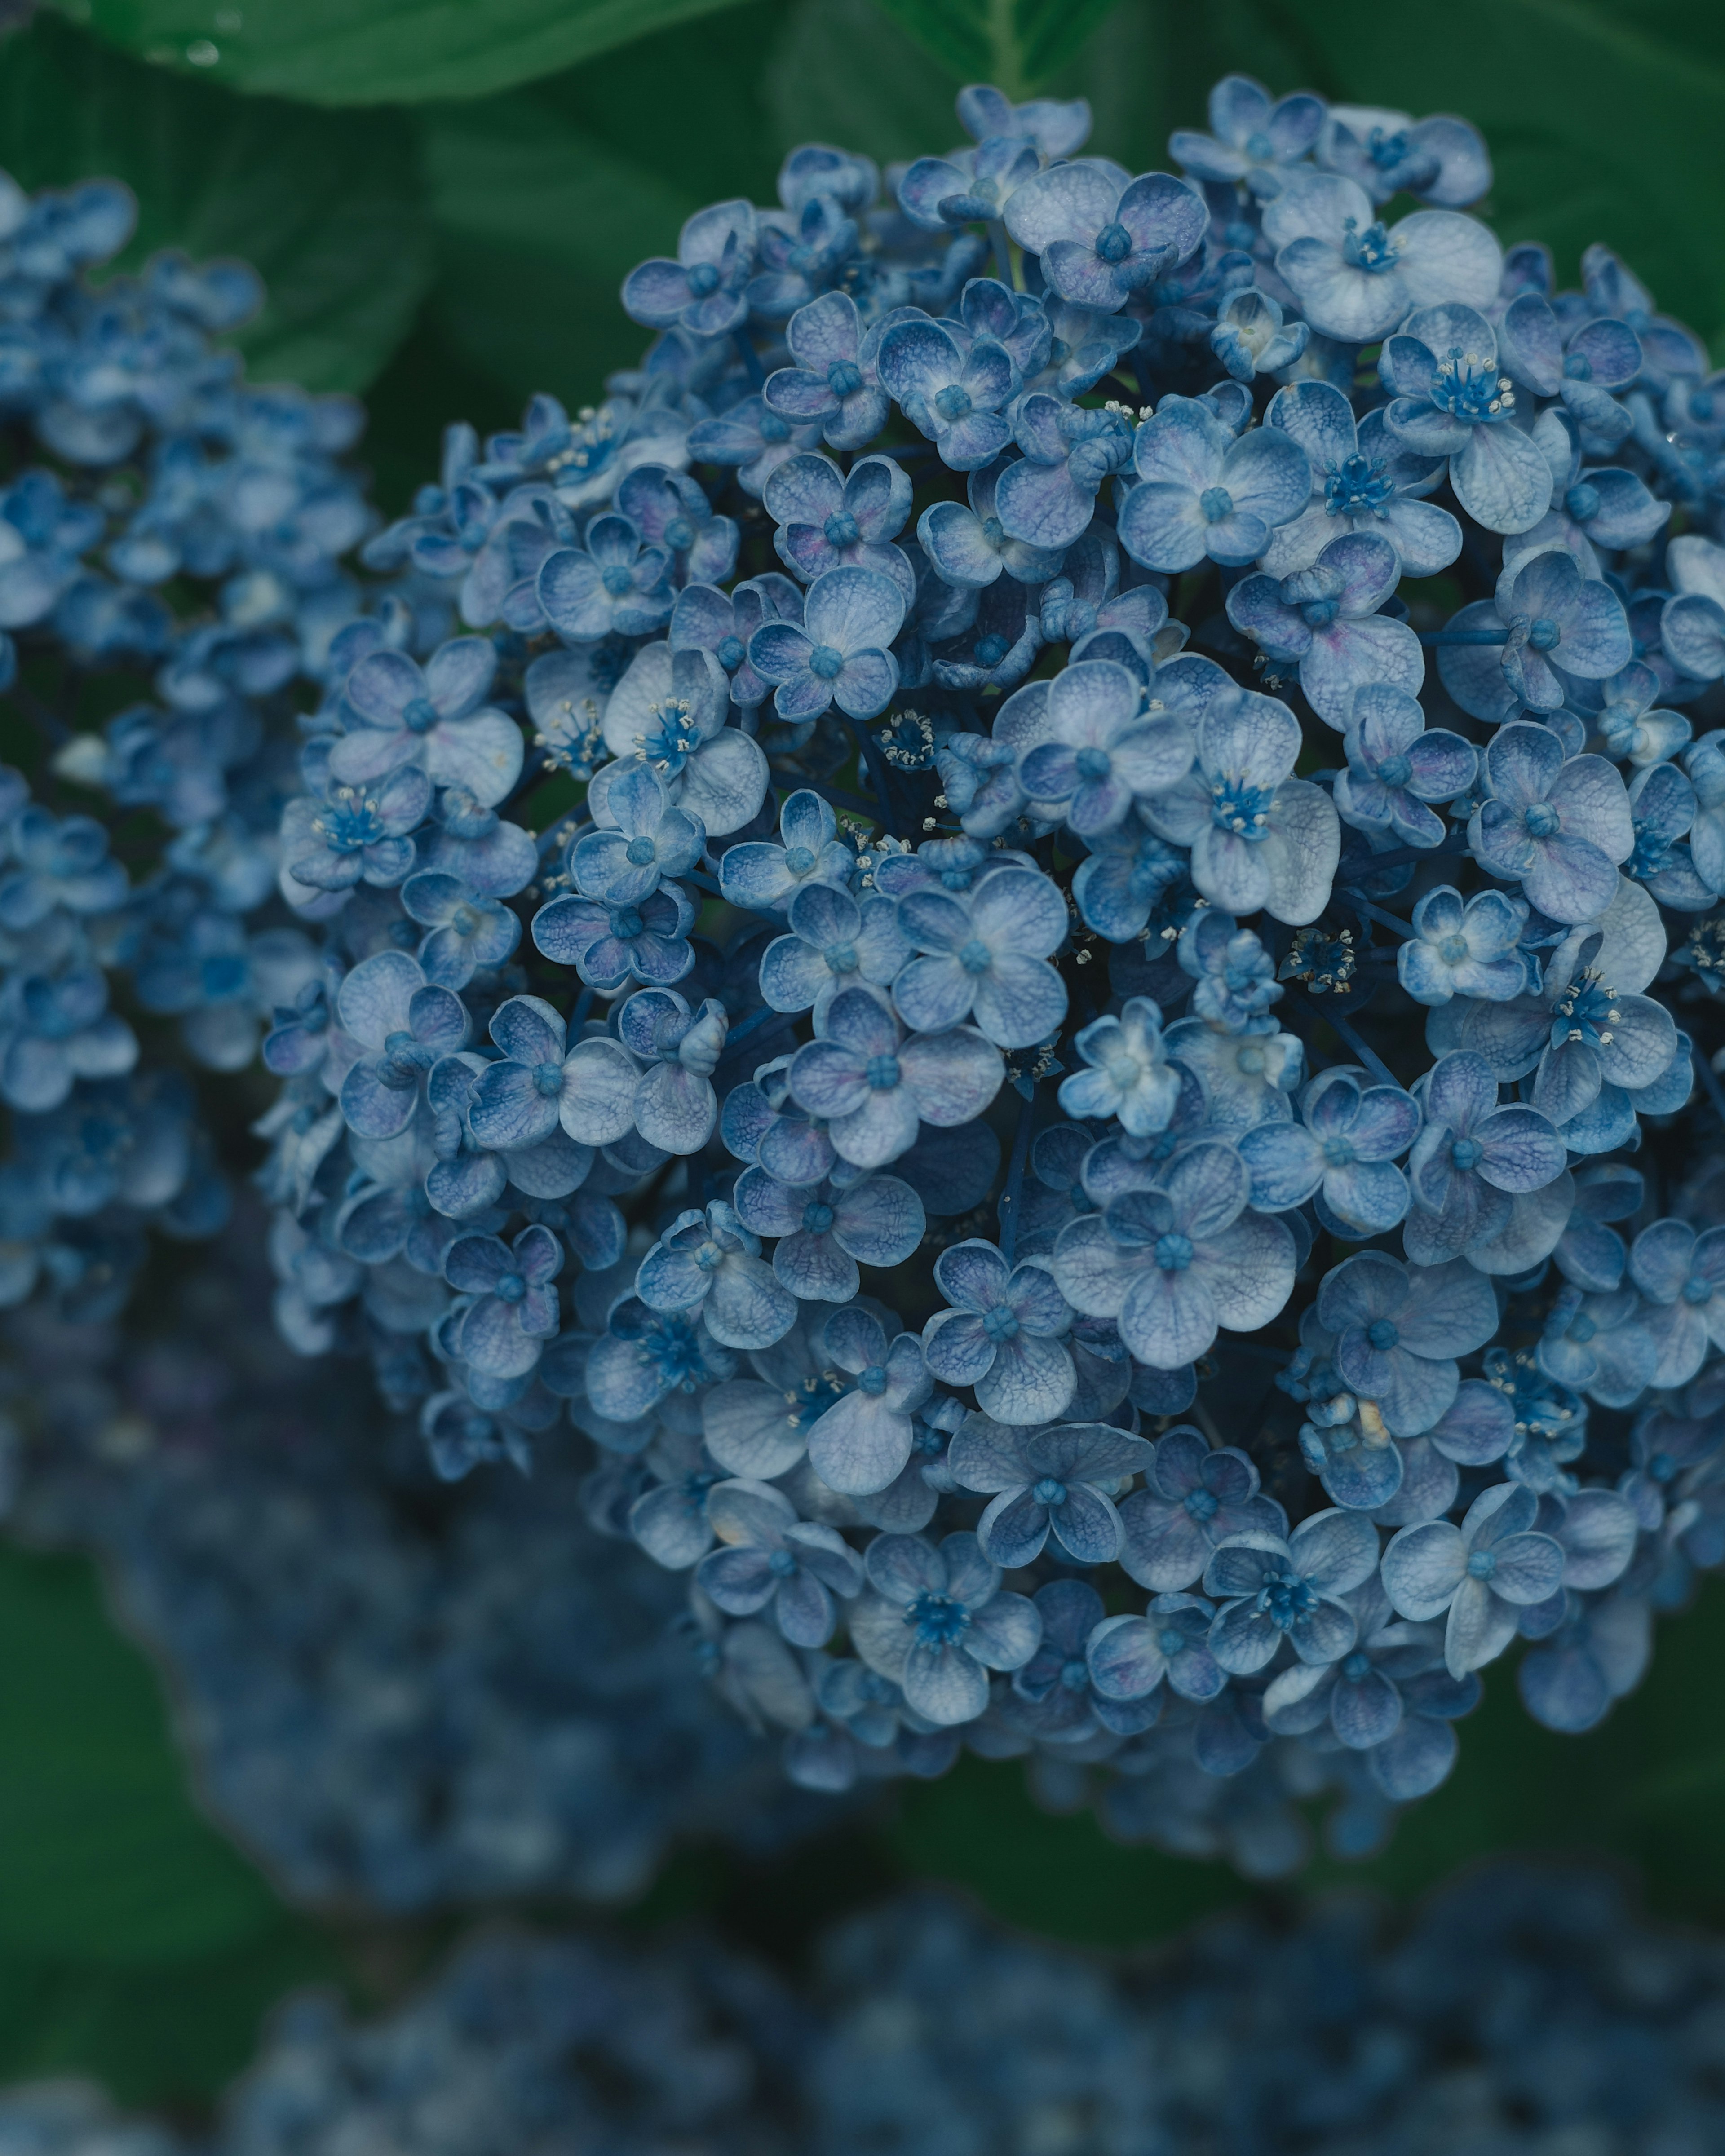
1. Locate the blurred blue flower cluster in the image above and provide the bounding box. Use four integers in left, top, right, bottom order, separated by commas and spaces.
8, 66, 1725, 1873
17, 1859, 1725, 2152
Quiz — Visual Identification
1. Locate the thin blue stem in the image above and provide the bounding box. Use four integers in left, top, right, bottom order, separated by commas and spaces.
731, 331, 765, 389
722, 1001, 792, 1057
997, 1087, 1036, 1265
1344, 894, 1415, 941
1320, 1004, 1401, 1090
1417, 629, 1504, 647
571, 986, 595, 1031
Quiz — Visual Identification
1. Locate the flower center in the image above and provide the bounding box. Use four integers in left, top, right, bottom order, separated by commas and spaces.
933, 383, 974, 423
824, 941, 858, 972
801, 1200, 836, 1234
1684, 1275, 1715, 1305
716, 634, 745, 671
1325, 453, 1394, 516
827, 360, 862, 396
906, 1590, 971, 1646
859, 1362, 888, 1396
1341, 1651, 1371, 1681
1199, 486, 1234, 524
625, 836, 657, 866
494, 1273, 526, 1304
1429, 349, 1514, 423
1526, 616, 1561, 653
1154, 1232, 1194, 1272
864, 1052, 900, 1090
1566, 481, 1601, 523
784, 844, 815, 874
1032, 1476, 1068, 1506
685, 261, 720, 297
1185, 1488, 1218, 1522
958, 937, 993, 975
402, 695, 439, 735
1075, 747, 1112, 782
1438, 933, 1471, 963
533, 1059, 563, 1097
1367, 1318, 1399, 1349
809, 642, 845, 679
1159, 1626, 1187, 1656
1257, 1568, 1318, 1629
1450, 1137, 1483, 1171
1466, 1549, 1497, 1579
1210, 775, 1274, 839
1376, 752, 1412, 786
602, 564, 635, 596
1095, 220, 1133, 264
1323, 1137, 1357, 1166
982, 1305, 1021, 1342
1341, 217, 1398, 272
823, 511, 860, 547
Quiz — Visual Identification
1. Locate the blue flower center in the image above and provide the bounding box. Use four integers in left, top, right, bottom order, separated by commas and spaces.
1325, 453, 1394, 515
1059, 1656, 1089, 1691
933, 384, 973, 423
1429, 349, 1513, 424
1526, 616, 1561, 653
602, 564, 635, 596
641, 1312, 712, 1389
1341, 1651, 1372, 1681
318, 793, 386, 851
1565, 481, 1601, 523
809, 643, 845, 680
801, 1200, 836, 1234
1095, 221, 1133, 265
905, 1590, 970, 1646
864, 1052, 900, 1090
1185, 1488, 1218, 1521
625, 836, 657, 866
1376, 753, 1412, 786
1684, 1275, 1714, 1305
982, 1305, 1021, 1342
1341, 217, 1398, 272
494, 1273, 526, 1304
1438, 933, 1472, 963
1154, 1232, 1194, 1272
1323, 1137, 1357, 1166
859, 1362, 888, 1395
973, 634, 1009, 666
685, 261, 720, 297
1257, 1567, 1318, 1629
760, 412, 790, 442
1300, 596, 1340, 628
768, 1549, 797, 1577
1210, 775, 1275, 839
1466, 1549, 1497, 1579
1450, 1137, 1483, 1171
784, 844, 816, 873
827, 360, 862, 396
402, 695, 439, 735
663, 517, 694, 551
1367, 1318, 1399, 1349
609, 905, 645, 938
1032, 1475, 1068, 1506
1199, 486, 1234, 524
1075, 747, 1112, 782
1523, 801, 1561, 839
958, 937, 993, 975
533, 1059, 563, 1097
380, 1030, 432, 1085
1548, 970, 1620, 1052
1159, 1626, 1187, 1656
823, 511, 860, 547
824, 941, 858, 972
716, 634, 745, 671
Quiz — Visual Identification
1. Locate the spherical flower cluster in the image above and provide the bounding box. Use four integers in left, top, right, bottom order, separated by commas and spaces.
8, 65, 1725, 1874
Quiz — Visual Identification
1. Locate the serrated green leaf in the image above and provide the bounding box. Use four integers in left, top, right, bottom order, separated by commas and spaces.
49, 0, 758, 105
868, 0, 1122, 90
0, 16, 434, 391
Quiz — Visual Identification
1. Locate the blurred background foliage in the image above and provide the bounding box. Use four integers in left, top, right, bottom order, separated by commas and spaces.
3, 0, 1725, 2112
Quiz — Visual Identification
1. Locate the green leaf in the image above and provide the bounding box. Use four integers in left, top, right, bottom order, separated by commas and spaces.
419, 0, 793, 410
49, 0, 760, 105
0, 15, 434, 392
0, 1545, 336, 2103
867, 0, 1122, 90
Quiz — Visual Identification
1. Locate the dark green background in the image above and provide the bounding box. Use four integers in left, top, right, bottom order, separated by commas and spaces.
2, 0, 1724, 2108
